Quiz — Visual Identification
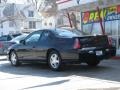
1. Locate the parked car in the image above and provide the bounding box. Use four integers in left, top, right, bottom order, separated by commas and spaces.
0, 33, 22, 41
0, 34, 22, 55
7, 29, 116, 71
0, 34, 28, 55
10, 34, 28, 44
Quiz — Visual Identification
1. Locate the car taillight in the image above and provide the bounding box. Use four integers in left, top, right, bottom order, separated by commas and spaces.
0, 42, 3, 48
108, 37, 112, 46
73, 38, 81, 49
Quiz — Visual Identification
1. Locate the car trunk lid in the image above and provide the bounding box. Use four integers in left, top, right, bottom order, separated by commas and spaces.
73, 35, 109, 49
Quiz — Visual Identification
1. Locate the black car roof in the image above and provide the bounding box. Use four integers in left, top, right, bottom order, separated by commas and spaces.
37, 28, 68, 32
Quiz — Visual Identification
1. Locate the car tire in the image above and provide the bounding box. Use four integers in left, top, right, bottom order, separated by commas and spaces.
9, 51, 20, 66
48, 51, 62, 71
86, 60, 100, 67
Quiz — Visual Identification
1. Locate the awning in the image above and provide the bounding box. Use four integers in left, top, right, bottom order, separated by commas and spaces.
59, 0, 120, 12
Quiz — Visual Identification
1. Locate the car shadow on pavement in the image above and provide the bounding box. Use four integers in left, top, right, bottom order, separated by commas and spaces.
0, 60, 120, 83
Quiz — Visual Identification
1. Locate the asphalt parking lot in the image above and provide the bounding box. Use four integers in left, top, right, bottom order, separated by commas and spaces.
0, 57, 120, 90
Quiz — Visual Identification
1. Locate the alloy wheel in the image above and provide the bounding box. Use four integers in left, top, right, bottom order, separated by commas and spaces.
10, 51, 19, 66
50, 54, 60, 69
48, 51, 62, 71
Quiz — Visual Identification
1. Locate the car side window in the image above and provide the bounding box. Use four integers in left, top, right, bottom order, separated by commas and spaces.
7, 36, 12, 41
26, 32, 41, 44
40, 31, 50, 42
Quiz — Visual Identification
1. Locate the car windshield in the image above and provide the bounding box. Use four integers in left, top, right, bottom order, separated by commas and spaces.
11, 34, 28, 42
54, 29, 78, 37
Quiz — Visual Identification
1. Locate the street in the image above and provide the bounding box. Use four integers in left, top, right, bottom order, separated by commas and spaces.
0, 57, 120, 90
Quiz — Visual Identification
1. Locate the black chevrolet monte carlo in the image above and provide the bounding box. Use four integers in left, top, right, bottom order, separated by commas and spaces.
7, 29, 116, 71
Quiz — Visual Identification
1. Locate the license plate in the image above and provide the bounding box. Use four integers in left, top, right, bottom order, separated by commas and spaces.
96, 51, 103, 56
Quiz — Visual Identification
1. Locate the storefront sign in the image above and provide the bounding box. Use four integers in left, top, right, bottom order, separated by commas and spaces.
82, 5, 120, 24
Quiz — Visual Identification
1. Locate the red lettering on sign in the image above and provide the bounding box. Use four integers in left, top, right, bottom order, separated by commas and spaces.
83, 11, 90, 24
117, 5, 120, 13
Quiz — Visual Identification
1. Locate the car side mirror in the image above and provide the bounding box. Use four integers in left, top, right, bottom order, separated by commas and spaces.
20, 40, 25, 45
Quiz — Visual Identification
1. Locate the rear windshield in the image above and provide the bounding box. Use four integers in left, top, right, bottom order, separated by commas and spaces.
54, 29, 78, 37
11, 34, 28, 42
0, 36, 8, 41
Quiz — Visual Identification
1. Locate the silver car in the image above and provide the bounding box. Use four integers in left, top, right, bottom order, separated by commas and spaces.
0, 34, 28, 55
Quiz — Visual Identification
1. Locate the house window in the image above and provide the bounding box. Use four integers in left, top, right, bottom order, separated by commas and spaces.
29, 21, 36, 29
28, 11, 34, 17
9, 21, 14, 27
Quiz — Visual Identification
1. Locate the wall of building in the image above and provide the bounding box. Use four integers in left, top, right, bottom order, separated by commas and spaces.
82, 4, 120, 48
42, 16, 56, 29
20, 4, 42, 32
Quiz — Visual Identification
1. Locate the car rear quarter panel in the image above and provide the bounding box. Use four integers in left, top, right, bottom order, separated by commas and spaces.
53, 37, 79, 60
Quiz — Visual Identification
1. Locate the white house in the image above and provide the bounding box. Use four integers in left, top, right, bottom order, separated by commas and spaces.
0, 1, 42, 36
20, 4, 42, 33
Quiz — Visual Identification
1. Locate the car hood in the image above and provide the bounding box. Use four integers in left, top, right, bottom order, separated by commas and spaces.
8, 43, 21, 51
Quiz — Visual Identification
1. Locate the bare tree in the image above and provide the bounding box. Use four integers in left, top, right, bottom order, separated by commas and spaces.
2, 0, 7, 3
27, 0, 39, 10
0, 3, 26, 28
27, 0, 58, 17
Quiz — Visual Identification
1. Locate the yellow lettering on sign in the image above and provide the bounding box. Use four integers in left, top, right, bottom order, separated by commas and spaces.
100, 9, 107, 19
108, 6, 117, 14
100, 10, 104, 19
89, 12, 94, 21
83, 5, 120, 24
94, 9, 106, 21
94, 12, 99, 21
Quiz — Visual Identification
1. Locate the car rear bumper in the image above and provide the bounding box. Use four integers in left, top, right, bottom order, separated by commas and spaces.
61, 46, 116, 62
79, 46, 116, 59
